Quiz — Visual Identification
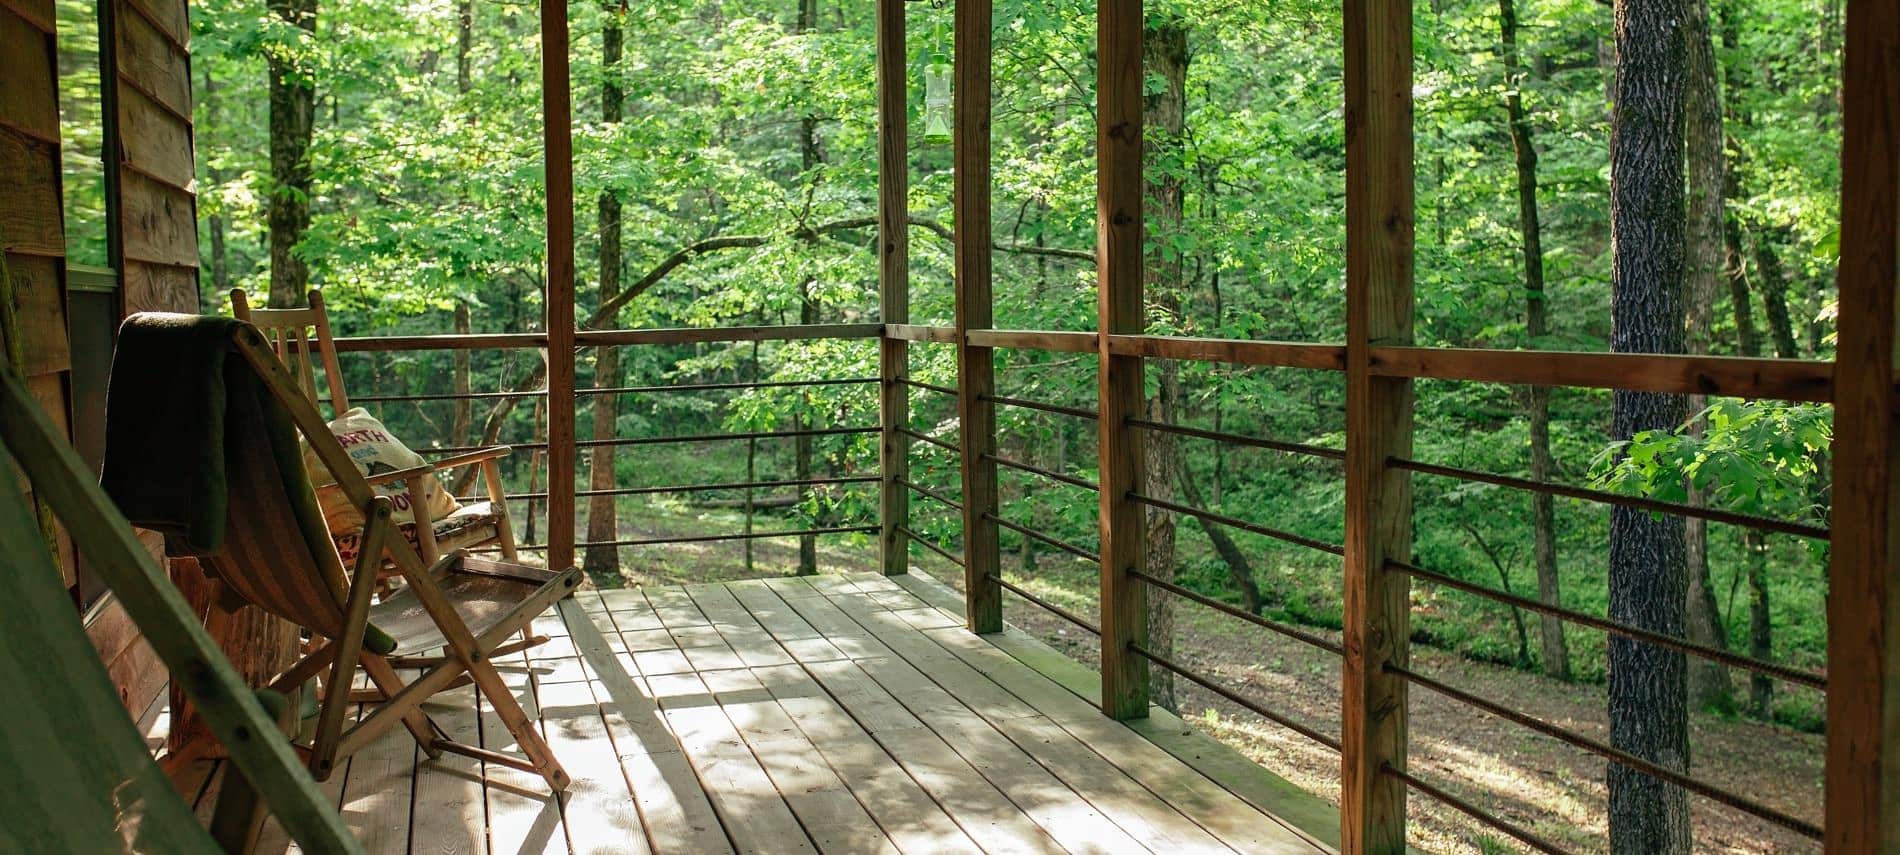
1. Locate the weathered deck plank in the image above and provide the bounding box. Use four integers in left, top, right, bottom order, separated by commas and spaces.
481, 648, 567, 855
155, 573, 1327, 855
406, 681, 485, 855
642, 589, 819, 855
533, 605, 652, 855
572, 591, 733, 854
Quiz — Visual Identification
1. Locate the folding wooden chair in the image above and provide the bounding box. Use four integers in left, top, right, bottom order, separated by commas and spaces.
0, 349, 360, 853
199, 318, 579, 790
230, 288, 519, 567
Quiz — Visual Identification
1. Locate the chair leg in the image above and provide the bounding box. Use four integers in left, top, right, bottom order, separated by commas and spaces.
208, 763, 268, 854
359, 654, 445, 760
481, 458, 519, 562
463, 656, 569, 791
208, 687, 300, 854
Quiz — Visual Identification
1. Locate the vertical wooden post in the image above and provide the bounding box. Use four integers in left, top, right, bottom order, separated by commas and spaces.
878, 0, 911, 577
542, 0, 578, 573
1340, 0, 1414, 849
1095, 0, 1148, 720
1827, 0, 1900, 849
954, 0, 1002, 632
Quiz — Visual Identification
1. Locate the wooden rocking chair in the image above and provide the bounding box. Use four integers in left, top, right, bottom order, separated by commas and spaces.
109, 314, 579, 794
230, 288, 519, 568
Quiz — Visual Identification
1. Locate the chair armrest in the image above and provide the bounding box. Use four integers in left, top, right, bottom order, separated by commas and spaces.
361, 462, 437, 488
427, 445, 512, 470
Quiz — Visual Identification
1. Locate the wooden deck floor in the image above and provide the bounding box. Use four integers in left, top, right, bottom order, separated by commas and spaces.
170, 570, 1332, 854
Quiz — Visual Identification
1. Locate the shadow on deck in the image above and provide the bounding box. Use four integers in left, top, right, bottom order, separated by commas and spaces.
171, 570, 1340, 854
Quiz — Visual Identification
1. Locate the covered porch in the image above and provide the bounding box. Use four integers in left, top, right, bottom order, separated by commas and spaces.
154, 569, 1330, 854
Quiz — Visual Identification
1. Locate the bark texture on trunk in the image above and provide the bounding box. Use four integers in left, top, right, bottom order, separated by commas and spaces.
1498, 0, 1569, 681
266, 0, 317, 308
792, 0, 821, 576
1141, 17, 1187, 713
1609, 0, 1692, 848
1681, 0, 1731, 710
584, 3, 627, 575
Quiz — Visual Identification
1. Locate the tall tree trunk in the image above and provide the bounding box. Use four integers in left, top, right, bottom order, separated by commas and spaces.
792, 0, 821, 576
1141, 16, 1187, 713
452, 304, 472, 447
1681, 0, 1732, 710
584, 1, 628, 575
456, 0, 472, 94
1719, 10, 1780, 720
795, 300, 817, 576
203, 69, 231, 295
266, 0, 317, 308
1752, 225, 1801, 359
450, 0, 474, 450
746, 340, 760, 573
1499, 0, 1570, 682
1178, 470, 1263, 614
1744, 531, 1774, 716
1608, 0, 1692, 849
1724, 195, 1779, 720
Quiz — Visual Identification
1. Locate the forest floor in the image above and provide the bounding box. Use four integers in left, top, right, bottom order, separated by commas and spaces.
581, 501, 1823, 854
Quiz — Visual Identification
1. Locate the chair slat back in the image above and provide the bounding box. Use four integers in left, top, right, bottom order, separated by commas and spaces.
230, 288, 352, 416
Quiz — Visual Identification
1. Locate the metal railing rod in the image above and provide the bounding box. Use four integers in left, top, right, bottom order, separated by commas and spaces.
360, 377, 879, 404
1387, 558, 1825, 690
1382, 765, 1573, 855
357, 390, 544, 403
1129, 569, 1344, 656
1390, 456, 1827, 540
897, 426, 961, 454
901, 479, 964, 511
898, 377, 959, 397
1388, 662, 1822, 840
426, 442, 548, 455
455, 493, 546, 502
1129, 492, 1345, 557
592, 476, 877, 497
995, 576, 1101, 635
1130, 643, 1342, 752
899, 526, 964, 566
581, 377, 878, 396
985, 453, 1100, 491
985, 512, 1100, 563
581, 426, 877, 448
983, 393, 1098, 421
1127, 418, 1345, 461
579, 525, 878, 548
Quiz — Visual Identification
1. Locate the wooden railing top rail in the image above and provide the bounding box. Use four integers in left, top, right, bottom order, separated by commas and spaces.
332, 322, 883, 352
332, 323, 1842, 405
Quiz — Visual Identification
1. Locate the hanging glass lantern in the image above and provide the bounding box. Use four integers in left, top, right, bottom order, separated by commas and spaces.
922, 51, 952, 145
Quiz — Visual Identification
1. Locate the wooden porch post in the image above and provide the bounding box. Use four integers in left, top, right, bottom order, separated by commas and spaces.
878, 0, 911, 577
1826, 0, 1900, 849
1095, 0, 1148, 720
1340, 0, 1414, 848
541, 0, 577, 573
954, 0, 1002, 631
